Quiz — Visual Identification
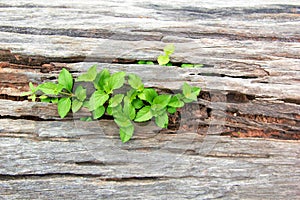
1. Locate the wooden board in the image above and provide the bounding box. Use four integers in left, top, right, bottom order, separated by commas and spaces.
0, 0, 299, 199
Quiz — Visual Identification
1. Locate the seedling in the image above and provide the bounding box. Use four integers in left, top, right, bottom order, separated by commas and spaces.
23, 65, 201, 143
137, 44, 203, 68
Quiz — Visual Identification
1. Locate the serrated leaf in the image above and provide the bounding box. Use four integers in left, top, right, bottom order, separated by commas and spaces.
155, 112, 169, 128
109, 94, 124, 107
157, 54, 170, 66
58, 97, 71, 118
93, 106, 105, 119
104, 71, 126, 93
128, 74, 144, 91
126, 89, 138, 102
132, 99, 144, 109
151, 105, 166, 117
94, 69, 110, 90
164, 44, 175, 56
74, 85, 87, 102
123, 96, 136, 120
168, 96, 184, 108
182, 82, 198, 101
119, 124, 134, 143
58, 68, 73, 92
134, 106, 153, 122
76, 65, 97, 82
153, 94, 171, 108
114, 116, 132, 128
72, 99, 83, 113
89, 91, 109, 111
138, 88, 158, 103
38, 82, 64, 95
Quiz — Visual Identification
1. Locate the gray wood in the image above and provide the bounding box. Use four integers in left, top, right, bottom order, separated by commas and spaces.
0, 0, 299, 199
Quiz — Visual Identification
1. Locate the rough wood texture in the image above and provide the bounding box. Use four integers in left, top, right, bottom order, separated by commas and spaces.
0, 0, 300, 199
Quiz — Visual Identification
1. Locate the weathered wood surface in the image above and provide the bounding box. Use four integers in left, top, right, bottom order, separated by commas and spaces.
0, 0, 300, 199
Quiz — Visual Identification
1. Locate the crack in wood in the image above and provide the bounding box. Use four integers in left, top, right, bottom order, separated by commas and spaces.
206, 152, 270, 158
0, 173, 166, 182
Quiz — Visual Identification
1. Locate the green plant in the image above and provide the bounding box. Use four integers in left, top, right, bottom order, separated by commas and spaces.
22, 65, 201, 143
157, 44, 175, 66
137, 44, 203, 68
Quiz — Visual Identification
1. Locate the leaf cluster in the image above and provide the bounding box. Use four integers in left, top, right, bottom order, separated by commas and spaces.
23, 65, 201, 143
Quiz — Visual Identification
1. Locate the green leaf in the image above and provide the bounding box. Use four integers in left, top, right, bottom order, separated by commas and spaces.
58, 68, 73, 92
157, 54, 170, 66
164, 44, 175, 56
146, 61, 154, 65
29, 82, 35, 91
168, 96, 184, 108
106, 106, 113, 115
134, 106, 153, 122
123, 96, 136, 120
89, 91, 109, 111
82, 100, 90, 108
93, 106, 105, 119
137, 60, 146, 64
109, 94, 124, 107
38, 82, 64, 95
166, 62, 173, 66
126, 89, 138, 102
74, 85, 86, 102
80, 117, 93, 122
105, 71, 126, 93
72, 99, 83, 113
182, 83, 200, 102
128, 74, 144, 91
58, 97, 71, 118
167, 106, 177, 114
151, 106, 167, 117
138, 88, 158, 103
132, 99, 144, 109
181, 63, 194, 68
155, 112, 169, 128
153, 94, 171, 108
114, 116, 132, 128
94, 69, 110, 90
76, 65, 97, 82
41, 98, 51, 103
192, 86, 201, 96
28, 94, 36, 102
119, 124, 134, 143
51, 98, 59, 104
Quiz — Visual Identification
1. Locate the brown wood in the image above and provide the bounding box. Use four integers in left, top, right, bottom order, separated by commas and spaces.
0, 0, 299, 199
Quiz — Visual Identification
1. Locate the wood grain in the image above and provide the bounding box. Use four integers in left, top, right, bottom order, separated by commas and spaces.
0, 0, 299, 199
